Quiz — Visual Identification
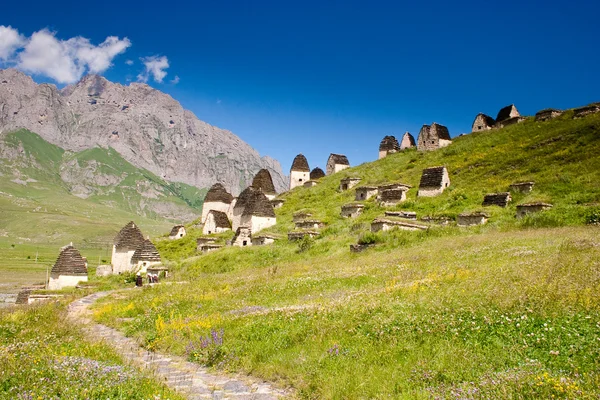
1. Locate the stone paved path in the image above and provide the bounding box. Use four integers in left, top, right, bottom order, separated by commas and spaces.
68, 292, 291, 400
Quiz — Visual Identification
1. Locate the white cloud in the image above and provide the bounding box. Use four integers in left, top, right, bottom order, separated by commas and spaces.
137, 55, 169, 83
0, 25, 26, 60
125, 59, 134, 65
170, 75, 180, 84
0, 25, 131, 84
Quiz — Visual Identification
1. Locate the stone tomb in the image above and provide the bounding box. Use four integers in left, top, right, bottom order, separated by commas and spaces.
169, 225, 186, 240
573, 104, 600, 119
535, 108, 563, 121
111, 221, 145, 274
290, 154, 310, 189
130, 239, 161, 273
293, 212, 313, 223
203, 210, 232, 235
417, 123, 451, 151
341, 203, 365, 218
303, 180, 318, 188
482, 192, 512, 208
48, 244, 88, 290
509, 181, 535, 193
196, 237, 217, 252
326, 153, 350, 175
340, 177, 361, 191
379, 188, 408, 206
495, 116, 527, 129
232, 227, 253, 247
295, 220, 324, 230
384, 211, 417, 220
457, 212, 489, 227
399, 132, 416, 150
371, 218, 428, 232
201, 183, 234, 223
200, 244, 223, 253
379, 135, 400, 159
288, 231, 319, 241
495, 104, 520, 124
251, 235, 276, 246
355, 186, 378, 201
417, 166, 450, 197
516, 203, 553, 218
471, 113, 496, 132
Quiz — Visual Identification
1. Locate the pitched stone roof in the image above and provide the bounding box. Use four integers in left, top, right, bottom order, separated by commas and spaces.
242, 190, 276, 218
291, 154, 310, 172
113, 221, 145, 250
251, 169, 277, 195
472, 113, 496, 128
169, 225, 184, 236
379, 135, 400, 152
482, 192, 512, 207
430, 123, 451, 140
131, 239, 161, 264
419, 166, 447, 188
204, 183, 234, 203
50, 245, 87, 277
207, 210, 231, 228
310, 167, 325, 180
496, 104, 520, 122
400, 132, 416, 148
328, 153, 350, 165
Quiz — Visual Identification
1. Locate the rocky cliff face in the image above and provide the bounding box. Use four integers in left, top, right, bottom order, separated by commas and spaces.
0, 69, 288, 195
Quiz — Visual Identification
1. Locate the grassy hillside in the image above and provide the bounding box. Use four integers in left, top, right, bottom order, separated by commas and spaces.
0, 129, 207, 288
92, 113, 600, 398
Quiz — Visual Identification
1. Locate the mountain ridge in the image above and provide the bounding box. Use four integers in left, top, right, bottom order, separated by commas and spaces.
0, 68, 287, 195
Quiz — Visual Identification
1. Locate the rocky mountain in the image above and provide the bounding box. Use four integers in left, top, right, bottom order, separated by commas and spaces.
0, 68, 287, 195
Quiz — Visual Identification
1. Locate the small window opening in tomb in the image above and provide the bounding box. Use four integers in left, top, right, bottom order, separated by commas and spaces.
179, 234, 183, 237
143, 262, 147, 267
13, 111, 18, 115
431, 140, 435, 144
478, 126, 482, 130
208, 231, 212, 234
299, 179, 303, 182
169, 120, 174, 124
243, 241, 247, 246
361, 194, 365, 199
445, 183, 449, 187
342, 185, 347, 190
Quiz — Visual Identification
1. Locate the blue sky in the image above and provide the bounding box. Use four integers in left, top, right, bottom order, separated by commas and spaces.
1, 0, 599, 173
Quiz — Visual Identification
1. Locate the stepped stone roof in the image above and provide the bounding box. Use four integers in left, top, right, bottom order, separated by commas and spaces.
378, 183, 412, 191
169, 225, 184, 236
379, 135, 400, 152
291, 154, 310, 172
251, 169, 277, 195
131, 239, 161, 264
310, 167, 326, 180
400, 132, 416, 148
482, 192, 512, 207
207, 210, 231, 228
235, 186, 257, 211
204, 183, 234, 203
113, 221, 145, 251
328, 153, 350, 165
496, 104, 520, 122
241, 190, 276, 218
419, 166, 447, 188
51, 245, 87, 277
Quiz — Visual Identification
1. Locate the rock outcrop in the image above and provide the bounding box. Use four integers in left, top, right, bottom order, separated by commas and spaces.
0, 69, 287, 194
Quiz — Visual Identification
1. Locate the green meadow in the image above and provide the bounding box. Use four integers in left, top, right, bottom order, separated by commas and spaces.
89, 112, 600, 398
